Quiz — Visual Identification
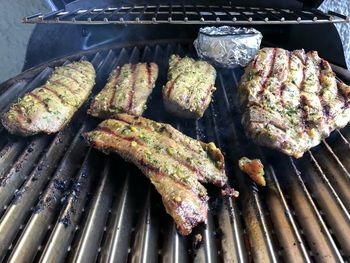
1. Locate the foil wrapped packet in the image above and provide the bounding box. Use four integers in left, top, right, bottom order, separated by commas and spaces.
194, 26, 262, 68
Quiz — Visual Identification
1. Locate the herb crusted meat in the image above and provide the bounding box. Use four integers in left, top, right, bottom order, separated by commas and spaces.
88, 63, 158, 118
239, 47, 350, 158
163, 55, 217, 119
84, 114, 237, 235
2, 61, 96, 136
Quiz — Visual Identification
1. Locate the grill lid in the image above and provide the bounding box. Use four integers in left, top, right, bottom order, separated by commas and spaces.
0, 41, 350, 262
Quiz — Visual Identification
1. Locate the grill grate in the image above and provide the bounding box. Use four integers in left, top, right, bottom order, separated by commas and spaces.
0, 42, 349, 262
23, 5, 349, 25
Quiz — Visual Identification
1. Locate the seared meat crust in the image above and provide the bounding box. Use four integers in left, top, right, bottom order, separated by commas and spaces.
88, 63, 158, 118
84, 114, 235, 235
238, 157, 265, 186
239, 48, 350, 158
163, 55, 216, 119
2, 61, 96, 136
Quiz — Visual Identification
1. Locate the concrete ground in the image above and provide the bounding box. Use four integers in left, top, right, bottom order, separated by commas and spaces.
0, 1, 349, 83
0, 1, 48, 83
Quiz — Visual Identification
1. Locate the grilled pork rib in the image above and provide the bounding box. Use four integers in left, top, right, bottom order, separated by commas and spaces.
239, 48, 350, 158
84, 114, 237, 235
88, 63, 158, 118
163, 55, 216, 119
2, 61, 95, 136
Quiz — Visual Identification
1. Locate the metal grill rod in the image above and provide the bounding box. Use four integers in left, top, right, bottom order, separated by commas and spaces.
23, 5, 349, 25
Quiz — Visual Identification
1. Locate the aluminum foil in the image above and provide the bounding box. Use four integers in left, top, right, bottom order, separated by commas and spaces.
194, 26, 263, 68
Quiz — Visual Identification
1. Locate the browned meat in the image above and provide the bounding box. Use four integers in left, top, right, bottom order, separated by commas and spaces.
239, 47, 350, 158
84, 114, 238, 235
163, 55, 217, 119
2, 61, 96, 136
88, 63, 158, 118
238, 157, 265, 186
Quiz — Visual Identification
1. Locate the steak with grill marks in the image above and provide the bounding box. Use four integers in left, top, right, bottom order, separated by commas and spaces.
84, 113, 238, 235
239, 47, 350, 158
88, 63, 158, 118
163, 55, 217, 119
2, 61, 95, 136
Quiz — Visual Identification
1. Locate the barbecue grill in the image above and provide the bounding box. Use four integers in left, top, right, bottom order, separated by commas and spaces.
0, 0, 350, 262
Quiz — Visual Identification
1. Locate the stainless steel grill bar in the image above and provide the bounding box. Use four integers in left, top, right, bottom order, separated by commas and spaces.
0, 141, 26, 183
23, 5, 349, 25
0, 124, 80, 261
38, 148, 97, 263
288, 158, 344, 262
263, 163, 311, 262
98, 175, 134, 263
130, 187, 158, 263
9, 126, 90, 262
206, 87, 245, 261
306, 151, 350, 255
0, 136, 50, 215
68, 158, 113, 263
214, 72, 278, 262
162, 223, 188, 263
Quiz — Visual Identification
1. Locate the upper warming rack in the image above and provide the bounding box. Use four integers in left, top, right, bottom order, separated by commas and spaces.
23, 5, 349, 25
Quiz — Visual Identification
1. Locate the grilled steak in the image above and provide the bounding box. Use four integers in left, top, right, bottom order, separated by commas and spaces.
239, 47, 350, 158
84, 114, 237, 235
2, 61, 96, 136
88, 63, 158, 118
163, 55, 216, 119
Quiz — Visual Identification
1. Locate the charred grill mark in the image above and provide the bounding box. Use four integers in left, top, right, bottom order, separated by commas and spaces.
259, 48, 277, 95
42, 86, 66, 105
279, 51, 291, 106
316, 59, 331, 121
279, 84, 286, 106
141, 159, 207, 200
50, 79, 80, 96
27, 93, 50, 111
96, 126, 145, 145
337, 81, 349, 109
167, 150, 206, 182
65, 64, 91, 79
299, 58, 309, 129
252, 56, 258, 69
294, 51, 306, 65
108, 67, 122, 109
112, 115, 133, 125
13, 107, 27, 123
323, 105, 331, 118
147, 63, 152, 86
126, 64, 137, 112
287, 50, 292, 71
139, 159, 163, 176
54, 72, 82, 88
200, 84, 213, 110
111, 116, 207, 160
166, 80, 175, 98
